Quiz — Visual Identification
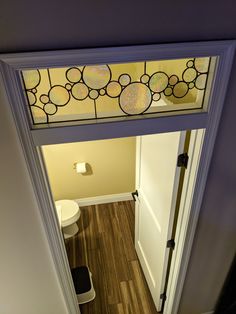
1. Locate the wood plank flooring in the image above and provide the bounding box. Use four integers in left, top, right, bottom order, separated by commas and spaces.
65, 201, 158, 314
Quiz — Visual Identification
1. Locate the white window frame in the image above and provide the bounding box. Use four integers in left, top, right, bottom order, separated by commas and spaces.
0, 40, 235, 314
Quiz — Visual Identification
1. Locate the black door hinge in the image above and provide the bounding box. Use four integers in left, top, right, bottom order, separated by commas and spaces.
160, 292, 167, 301
177, 153, 189, 169
167, 239, 175, 249
131, 190, 139, 201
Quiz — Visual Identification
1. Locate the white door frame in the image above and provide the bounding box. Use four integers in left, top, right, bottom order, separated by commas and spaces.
164, 128, 205, 313
0, 40, 235, 314
135, 129, 204, 313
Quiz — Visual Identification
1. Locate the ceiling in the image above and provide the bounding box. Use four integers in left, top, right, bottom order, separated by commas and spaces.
0, 0, 235, 53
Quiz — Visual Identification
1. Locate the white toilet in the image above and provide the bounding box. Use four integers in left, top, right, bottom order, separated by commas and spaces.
55, 199, 81, 239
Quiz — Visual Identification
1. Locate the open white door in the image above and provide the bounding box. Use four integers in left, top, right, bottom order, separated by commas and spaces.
135, 131, 186, 311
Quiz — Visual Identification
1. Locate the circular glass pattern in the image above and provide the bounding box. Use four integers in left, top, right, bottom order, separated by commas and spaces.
153, 93, 161, 101
31, 106, 47, 123
173, 81, 189, 98
99, 89, 106, 96
187, 60, 194, 68
65, 83, 72, 90
183, 68, 197, 82
194, 58, 209, 73
169, 75, 179, 86
26, 58, 211, 124
49, 86, 70, 106
119, 74, 131, 86
40, 94, 49, 104
106, 81, 122, 98
195, 74, 207, 90
119, 82, 152, 115
83, 65, 111, 89
164, 87, 173, 96
23, 70, 40, 90
66, 67, 81, 83
44, 103, 57, 115
71, 83, 89, 100
149, 72, 169, 93
189, 82, 195, 89
27, 91, 36, 105
141, 74, 150, 84
89, 89, 99, 99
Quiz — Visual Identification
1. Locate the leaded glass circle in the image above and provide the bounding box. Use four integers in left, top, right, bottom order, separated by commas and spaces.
195, 74, 207, 90
183, 68, 197, 82
149, 72, 169, 93
89, 89, 99, 99
173, 82, 188, 98
119, 74, 131, 86
66, 67, 81, 83
49, 85, 70, 106
44, 103, 57, 115
83, 65, 111, 89
27, 91, 36, 105
119, 82, 152, 115
107, 81, 122, 98
71, 83, 89, 100
40, 94, 49, 104
23, 70, 40, 90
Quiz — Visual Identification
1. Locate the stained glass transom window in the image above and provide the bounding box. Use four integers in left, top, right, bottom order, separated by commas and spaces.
21, 57, 213, 126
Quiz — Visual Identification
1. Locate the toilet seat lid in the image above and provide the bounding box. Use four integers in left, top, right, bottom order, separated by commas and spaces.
55, 200, 80, 227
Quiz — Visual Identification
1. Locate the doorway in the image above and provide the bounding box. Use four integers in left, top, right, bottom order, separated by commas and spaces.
1, 40, 233, 314
41, 129, 203, 313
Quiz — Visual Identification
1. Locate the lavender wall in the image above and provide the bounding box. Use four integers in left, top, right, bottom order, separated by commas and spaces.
178, 56, 236, 313
1, 1, 236, 313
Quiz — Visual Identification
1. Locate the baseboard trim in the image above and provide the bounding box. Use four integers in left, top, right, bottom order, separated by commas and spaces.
75, 193, 133, 206
201, 311, 214, 314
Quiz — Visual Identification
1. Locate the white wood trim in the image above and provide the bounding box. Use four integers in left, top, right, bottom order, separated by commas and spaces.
164, 129, 204, 313
135, 137, 141, 190
0, 40, 235, 314
1, 40, 234, 146
201, 311, 214, 314
1, 40, 234, 68
0, 65, 80, 314
159, 131, 187, 303
75, 193, 133, 206
31, 111, 207, 146
135, 137, 141, 255
37, 149, 80, 314
164, 41, 236, 314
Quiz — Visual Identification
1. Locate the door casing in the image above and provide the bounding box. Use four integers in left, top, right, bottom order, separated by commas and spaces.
0, 40, 235, 314
135, 129, 204, 312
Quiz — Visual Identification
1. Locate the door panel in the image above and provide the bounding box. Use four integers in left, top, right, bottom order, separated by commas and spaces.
136, 193, 162, 287
135, 132, 185, 311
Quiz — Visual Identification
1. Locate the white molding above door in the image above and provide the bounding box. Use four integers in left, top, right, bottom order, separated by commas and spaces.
0, 40, 235, 314
0, 40, 235, 145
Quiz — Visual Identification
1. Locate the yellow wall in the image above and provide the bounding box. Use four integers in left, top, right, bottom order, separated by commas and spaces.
42, 137, 136, 200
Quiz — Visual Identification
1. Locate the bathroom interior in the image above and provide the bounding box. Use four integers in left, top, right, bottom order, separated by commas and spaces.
42, 129, 187, 314
42, 136, 159, 313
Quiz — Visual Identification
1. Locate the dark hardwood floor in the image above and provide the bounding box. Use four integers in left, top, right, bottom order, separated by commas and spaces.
65, 201, 158, 314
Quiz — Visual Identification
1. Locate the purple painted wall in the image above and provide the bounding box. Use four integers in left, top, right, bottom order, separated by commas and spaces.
1, 1, 236, 313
